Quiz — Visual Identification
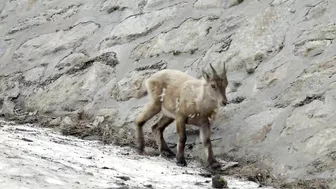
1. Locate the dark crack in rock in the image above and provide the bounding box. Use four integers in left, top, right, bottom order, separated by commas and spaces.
7, 4, 82, 35
131, 16, 220, 59
8, 22, 100, 75
303, 0, 328, 21
294, 24, 336, 57
100, 3, 186, 48
226, 0, 244, 8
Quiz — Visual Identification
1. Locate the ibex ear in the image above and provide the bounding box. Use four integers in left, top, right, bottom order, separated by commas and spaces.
202, 69, 210, 82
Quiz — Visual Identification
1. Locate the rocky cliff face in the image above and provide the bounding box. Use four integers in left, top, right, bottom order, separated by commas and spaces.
0, 0, 335, 187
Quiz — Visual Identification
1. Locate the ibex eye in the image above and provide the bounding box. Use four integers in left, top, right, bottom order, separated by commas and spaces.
211, 85, 216, 89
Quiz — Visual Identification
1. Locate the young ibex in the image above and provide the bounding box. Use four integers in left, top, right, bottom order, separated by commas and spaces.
134, 64, 228, 170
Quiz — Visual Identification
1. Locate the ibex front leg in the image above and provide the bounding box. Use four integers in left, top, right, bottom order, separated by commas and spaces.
176, 115, 187, 166
200, 122, 221, 170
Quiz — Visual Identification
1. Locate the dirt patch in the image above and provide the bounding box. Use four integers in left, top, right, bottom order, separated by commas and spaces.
3, 113, 38, 125
215, 155, 331, 189
280, 179, 331, 189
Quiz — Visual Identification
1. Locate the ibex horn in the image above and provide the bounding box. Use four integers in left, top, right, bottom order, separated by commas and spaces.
223, 62, 227, 75
209, 63, 218, 77
202, 69, 209, 79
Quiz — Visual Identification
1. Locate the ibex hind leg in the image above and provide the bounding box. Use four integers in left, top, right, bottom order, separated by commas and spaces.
151, 115, 175, 158
135, 80, 162, 154
135, 102, 161, 154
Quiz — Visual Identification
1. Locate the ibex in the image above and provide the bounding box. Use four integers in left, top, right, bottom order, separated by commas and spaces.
134, 64, 228, 170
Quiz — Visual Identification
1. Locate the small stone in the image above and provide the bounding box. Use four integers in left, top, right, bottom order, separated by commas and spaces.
49, 117, 61, 127
116, 176, 131, 181
199, 173, 212, 178
0, 98, 15, 117
195, 182, 203, 186
86, 172, 94, 176
212, 174, 228, 188
62, 116, 74, 127
101, 166, 113, 170
194, 0, 224, 9
144, 184, 153, 188
21, 138, 34, 142
118, 128, 126, 136
8, 84, 20, 99
115, 180, 127, 186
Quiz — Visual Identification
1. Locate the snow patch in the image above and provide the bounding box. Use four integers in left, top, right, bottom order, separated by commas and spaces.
0, 120, 274, 189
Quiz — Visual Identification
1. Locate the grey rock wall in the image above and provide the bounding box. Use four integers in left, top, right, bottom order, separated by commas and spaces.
1, 0, 336, 187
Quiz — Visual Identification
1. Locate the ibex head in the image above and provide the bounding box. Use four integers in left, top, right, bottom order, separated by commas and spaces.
202, 63, 228, 106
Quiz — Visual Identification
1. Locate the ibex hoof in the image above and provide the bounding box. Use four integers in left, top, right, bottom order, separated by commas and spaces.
209, 161, 221, 171
176, 161, 187, 167
176, 157, 187, 167
136, 146, 145, 155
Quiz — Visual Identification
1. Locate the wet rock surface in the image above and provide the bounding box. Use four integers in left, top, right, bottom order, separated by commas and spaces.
1, 0, 336, 188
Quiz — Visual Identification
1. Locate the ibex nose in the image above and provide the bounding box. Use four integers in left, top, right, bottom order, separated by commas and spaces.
221, 101, 227, 106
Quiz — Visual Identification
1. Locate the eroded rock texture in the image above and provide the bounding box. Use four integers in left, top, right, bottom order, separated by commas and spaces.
1, 0, 336, 187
